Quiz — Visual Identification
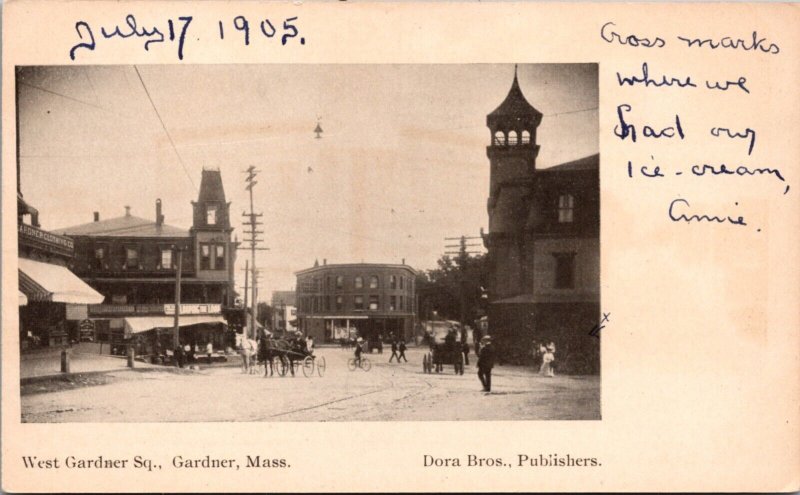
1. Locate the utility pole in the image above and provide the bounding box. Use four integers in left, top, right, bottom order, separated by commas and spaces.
444, 235, 483, 341
172, 247, 183, 351
241, 166, 269, 342
242, 260, 249, 338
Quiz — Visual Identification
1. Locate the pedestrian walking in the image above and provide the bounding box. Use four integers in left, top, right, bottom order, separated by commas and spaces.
389, 340, 400, 363
174, 344, 185, 368
462, 341, 470, 366
477, 335, 495, 393
240, 337, 254, 373
398, 339, 408, 362
541, 342, 556, 377
206, 341, 213, 364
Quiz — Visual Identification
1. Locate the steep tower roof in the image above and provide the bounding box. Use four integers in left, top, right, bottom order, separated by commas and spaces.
198, 169, 226, 203
487, 66, 543, 129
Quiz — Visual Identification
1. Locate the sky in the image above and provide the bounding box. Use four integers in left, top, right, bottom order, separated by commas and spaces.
17, 64, 598, 300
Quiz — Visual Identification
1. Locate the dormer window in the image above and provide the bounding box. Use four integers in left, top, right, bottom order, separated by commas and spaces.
206, 205, 217, 225
558, 194, 575, 223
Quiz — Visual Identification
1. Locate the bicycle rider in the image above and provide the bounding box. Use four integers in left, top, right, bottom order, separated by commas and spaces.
354, 337, 364, 367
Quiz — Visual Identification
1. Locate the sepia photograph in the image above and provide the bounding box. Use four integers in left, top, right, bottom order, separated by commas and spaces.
15, 63, 600, 422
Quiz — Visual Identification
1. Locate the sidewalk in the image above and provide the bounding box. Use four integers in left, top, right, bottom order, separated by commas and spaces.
20, 347, 159, 380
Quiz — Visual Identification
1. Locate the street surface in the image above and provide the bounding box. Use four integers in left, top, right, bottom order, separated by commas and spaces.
21, 347, 600, 422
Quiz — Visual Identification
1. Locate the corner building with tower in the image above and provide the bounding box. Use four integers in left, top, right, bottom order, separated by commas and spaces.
482, 69, 600, 371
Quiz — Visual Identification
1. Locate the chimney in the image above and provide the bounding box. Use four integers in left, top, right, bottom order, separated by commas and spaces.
156, 199, 163, 226
402, 258, 406, 265
93, 212, 99, 222
323, 258, 327, 265
124, 206, 131, 217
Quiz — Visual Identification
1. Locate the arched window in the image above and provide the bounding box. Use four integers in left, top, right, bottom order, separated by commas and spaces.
508, 130, 518, 145
354, 276, 364, 289
493, 131, 505, 145
521, 130, 531, 144
336, 275, 344, 289
369, 275, 379, 289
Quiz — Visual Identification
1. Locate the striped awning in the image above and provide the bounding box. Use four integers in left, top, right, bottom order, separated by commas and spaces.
19, 257, 105, 305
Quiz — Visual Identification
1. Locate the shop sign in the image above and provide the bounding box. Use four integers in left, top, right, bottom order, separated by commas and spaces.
164, 303, 221, 315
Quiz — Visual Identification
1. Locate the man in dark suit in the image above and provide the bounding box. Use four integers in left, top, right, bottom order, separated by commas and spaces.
477, 336, 495, 392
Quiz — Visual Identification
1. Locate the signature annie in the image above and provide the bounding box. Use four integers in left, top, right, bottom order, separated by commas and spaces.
668, 198, 747, 227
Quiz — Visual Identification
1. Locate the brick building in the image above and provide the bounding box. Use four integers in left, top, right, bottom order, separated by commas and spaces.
54, 169, 239, 354
482, 69, 600, 370
295, 261, 416, 344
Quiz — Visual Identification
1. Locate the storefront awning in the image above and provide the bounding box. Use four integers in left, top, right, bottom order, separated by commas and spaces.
124, 315, 227, 335
19, 291, 28, 306
19, 257, 105, 304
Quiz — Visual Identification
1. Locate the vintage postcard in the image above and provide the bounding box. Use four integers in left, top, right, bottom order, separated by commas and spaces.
2, 1, 798, 492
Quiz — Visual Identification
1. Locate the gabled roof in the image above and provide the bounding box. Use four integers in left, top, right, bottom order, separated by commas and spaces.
488, 68, 543, 120
55, 215, 189, 238
198, 169, 226, 203
540, 153, 599, 172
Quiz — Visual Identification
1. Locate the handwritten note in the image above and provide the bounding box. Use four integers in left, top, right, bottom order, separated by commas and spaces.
69, 14, 306, 61
601, 21, 788, 232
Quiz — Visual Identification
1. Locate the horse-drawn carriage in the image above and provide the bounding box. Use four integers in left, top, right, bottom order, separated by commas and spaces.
258, 333, 326, 377
422, 320, 465, 375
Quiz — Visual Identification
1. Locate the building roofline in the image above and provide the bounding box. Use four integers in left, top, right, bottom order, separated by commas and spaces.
294, 263, 417, 276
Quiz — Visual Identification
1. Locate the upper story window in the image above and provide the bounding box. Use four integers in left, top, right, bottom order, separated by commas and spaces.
336, 276, 344, 289
214, 245, 225, 270
508, 130, 518, 145
389, 296, 396, 311
400, 276, 405, 290
200, 245, 211, 270
93, 246, 105, 269
160, 248, 173, 269
354, 276, 364, 289
206, 205, 217, 225
354, 295, 364, 310
493, 131, 505, 145
558, 194, 575, 223
554, 253, 576, 289
389, 275, 397, 289
125, 247, 139, 269
369, 275, 379, 289
521, 130, 531, 144
335, 296, 344, 311
368, 295, 380, 310
326, 276, 332, 290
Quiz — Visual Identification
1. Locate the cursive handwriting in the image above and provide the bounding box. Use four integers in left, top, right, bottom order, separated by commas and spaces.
614, 104, 685, 143
668, 199, 747, 226
600, 22, 666, 48
710, 127, 756, 155
70, 15, 193, 60
691, 163, 783, 182
677, 31, 780, 55
617, 62, 697, 88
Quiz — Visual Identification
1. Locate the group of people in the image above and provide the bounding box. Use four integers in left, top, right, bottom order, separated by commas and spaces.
388, 339, 408, 363
173, 341, 214, 368
240, 331, 316, 376
535, 341, 557, 377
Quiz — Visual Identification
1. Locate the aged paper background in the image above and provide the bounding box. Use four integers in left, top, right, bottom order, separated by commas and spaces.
2, 1, 799, 492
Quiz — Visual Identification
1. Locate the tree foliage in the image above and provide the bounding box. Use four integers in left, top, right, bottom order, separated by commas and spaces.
416, 253, 489, 325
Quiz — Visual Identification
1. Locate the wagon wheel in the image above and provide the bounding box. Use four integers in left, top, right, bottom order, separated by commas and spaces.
302, 356, 314, 378
316, 356, 326, 377
361, 358, 372, 372
277, 356, 288, 377
347, 358, 357, 372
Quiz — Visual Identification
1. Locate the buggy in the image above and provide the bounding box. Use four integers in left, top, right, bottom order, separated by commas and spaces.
422, 320, 465, 375
259, 335, 326, 377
